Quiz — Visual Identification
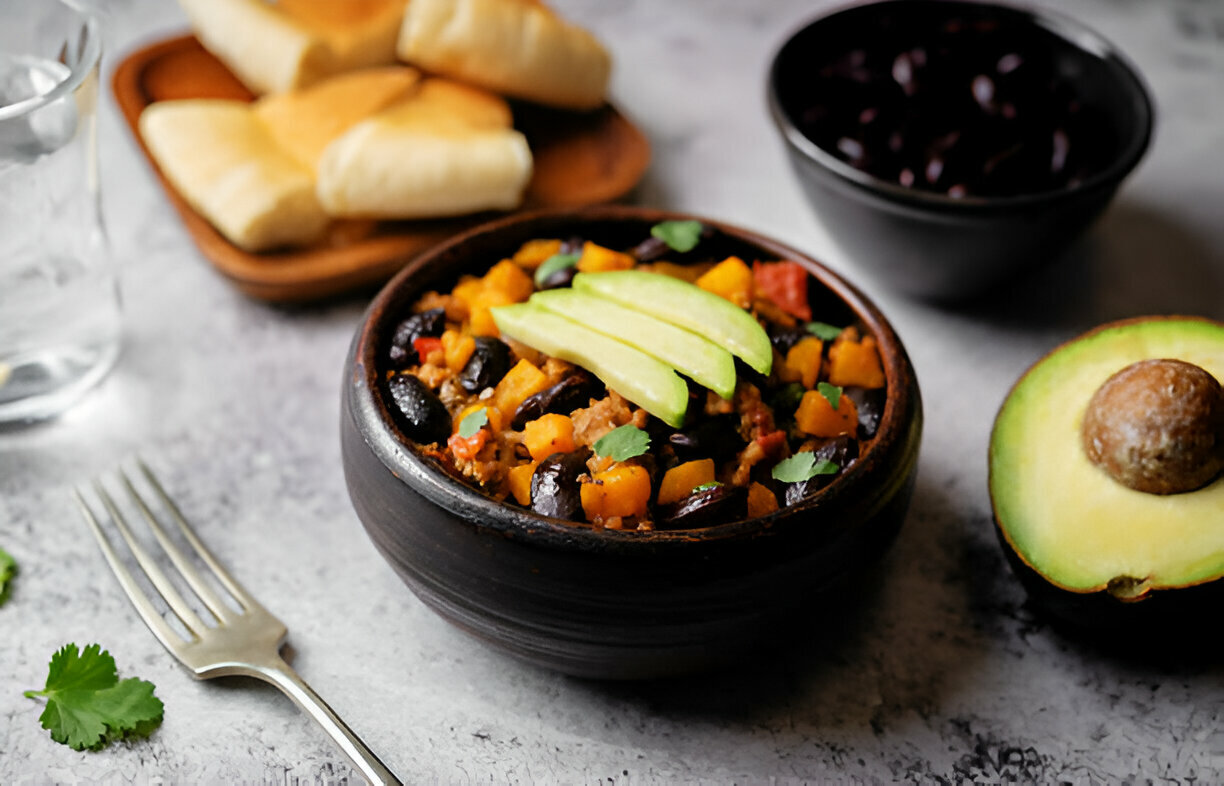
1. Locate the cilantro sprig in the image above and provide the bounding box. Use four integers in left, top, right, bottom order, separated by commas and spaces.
650, 220, 704, 253
771, 452, 839, 484
593, 424, 651, 462
24, 643, 163, 751
806, 321, 843, 341
817, 382, 843, 410
457, 408, 489, 438
0, 546, 15, 606
533, 252, 581, 287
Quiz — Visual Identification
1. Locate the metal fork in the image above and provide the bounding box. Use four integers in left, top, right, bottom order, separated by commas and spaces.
75, 461, 401, 786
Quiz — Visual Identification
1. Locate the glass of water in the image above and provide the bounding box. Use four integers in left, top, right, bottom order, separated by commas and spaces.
0, 0, 121, 425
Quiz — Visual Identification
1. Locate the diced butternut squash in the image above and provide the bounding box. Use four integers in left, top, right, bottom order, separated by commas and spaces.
522, 414, 576, 461
491, 359, 550, 418
576, 241, 634, 273
482, 259, 535, 303
468, 305, 500, 337
441, 329, 476, 373
656, 459, 716, 505
453, 403, 503, 433
451, 276, 484, 308
827, 336, 886, 389
795, 389, 859, 437
784, 336, 823, 389
507, 462, 538, 505
747, 482, 779, 518
512, 238, 562, 269
696, 256, 753, 309
580, 465, 651, 520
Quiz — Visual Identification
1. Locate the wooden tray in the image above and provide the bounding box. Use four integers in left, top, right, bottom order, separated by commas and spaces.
112, 35, 652, 302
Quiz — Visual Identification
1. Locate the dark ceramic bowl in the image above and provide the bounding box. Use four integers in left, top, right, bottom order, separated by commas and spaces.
768, 0, 1154, 301
340, 205, 923, 679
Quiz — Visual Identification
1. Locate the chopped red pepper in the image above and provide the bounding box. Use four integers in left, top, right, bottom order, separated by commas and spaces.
753, 260, 811, 321
448, 428, 489, 462
755, 429, 788, 459
413, 336, 444, 361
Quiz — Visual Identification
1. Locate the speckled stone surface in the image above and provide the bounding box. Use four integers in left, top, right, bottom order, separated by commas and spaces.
3, 0, 1224, 782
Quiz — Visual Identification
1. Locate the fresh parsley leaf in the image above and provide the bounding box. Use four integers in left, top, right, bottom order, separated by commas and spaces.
23, 643, 163, 751
593, 424, 651, 462
650, 220, 704, 253
691, 481, 723, 493
817, 381, 843, 410
458, 408, 489, 438
806, 321, 843, 341
0, 546, 15, 606
771, 452, 840, 484
533, 252, 581, 287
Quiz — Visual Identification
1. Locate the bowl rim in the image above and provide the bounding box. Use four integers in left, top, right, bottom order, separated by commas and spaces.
346, 204, 921, 551
766, 0, 1155, 212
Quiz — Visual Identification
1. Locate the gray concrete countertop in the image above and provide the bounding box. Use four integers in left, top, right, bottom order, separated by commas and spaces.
4, 0, 1224, 782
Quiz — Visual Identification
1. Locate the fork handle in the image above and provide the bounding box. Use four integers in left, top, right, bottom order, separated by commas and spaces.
248, 655, 403, 786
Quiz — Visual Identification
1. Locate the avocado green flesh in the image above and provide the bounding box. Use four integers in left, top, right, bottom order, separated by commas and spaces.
491, 303, 690, 428
529, 289, 737, 400
989, 318, 1224, 594
572, 270, 773, 375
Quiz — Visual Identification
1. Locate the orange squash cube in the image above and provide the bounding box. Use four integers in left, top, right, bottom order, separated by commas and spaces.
828, 336, 885, 389
576, 241, 635, 273
512, 238, 562, 269
491, 359, 550, 418
656, 459, 716, 505
507, 462, 538, 505
580, 465, 651, 520
784, 336, 823, 389
795, 389, 859, 437
441, 329, 477, 373
522, 414, 577, 461
747, 482, 779, 518
696, 256, 754, 309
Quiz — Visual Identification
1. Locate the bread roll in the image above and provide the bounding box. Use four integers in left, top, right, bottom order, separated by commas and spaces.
140, 100, 328, 251
316, 78, 533, 218
178, 0, 406, 95
396, 0, 611, 110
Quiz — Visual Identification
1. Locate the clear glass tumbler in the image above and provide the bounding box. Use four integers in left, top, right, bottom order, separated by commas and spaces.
0, 0, 121, 424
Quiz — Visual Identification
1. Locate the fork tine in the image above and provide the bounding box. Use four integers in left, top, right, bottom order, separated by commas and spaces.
92, 479, 211, 639
120, 466, 238, 623
135, 459, 266, 614
75, 488, 195, 654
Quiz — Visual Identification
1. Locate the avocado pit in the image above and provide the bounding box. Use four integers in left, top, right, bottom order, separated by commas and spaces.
1081, 358, 1224, 495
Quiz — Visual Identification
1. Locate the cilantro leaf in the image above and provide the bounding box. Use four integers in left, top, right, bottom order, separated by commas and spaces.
533, 252, 581, 287
458, 408, 489, 438
24, 643, 163, 751
650, 220, 704, 253
593, 424, 651, 462
0, 546, 15, 606
771, 452, 840, 484
691, 481, 723, 493
817, 381, 843, 410
806, 321, 843, 341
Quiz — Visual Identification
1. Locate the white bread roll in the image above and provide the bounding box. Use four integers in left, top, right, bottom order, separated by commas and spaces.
316, 78, 533, 218
178, 0, 406, 95
396, 0, 611, 110
140, 100, 328, 251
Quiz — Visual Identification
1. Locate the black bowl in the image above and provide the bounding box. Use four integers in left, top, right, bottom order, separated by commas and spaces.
768, 0, 1154, 301
341, 205, 923, 679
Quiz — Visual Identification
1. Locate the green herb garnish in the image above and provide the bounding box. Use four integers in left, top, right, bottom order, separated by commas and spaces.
817, 381, 843, 409
650, 220, 704, 253
806, 321, 843, 341
593, 424, 651, 462
0, 546, 15, 606
691, 481, 723, 493
457, 408, 489, 438
24, 643, 164, 751
771, 452, 839, 484
533, 252, 581, 287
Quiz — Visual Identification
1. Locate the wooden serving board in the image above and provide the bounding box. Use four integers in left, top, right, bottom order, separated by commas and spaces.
112, 35, 652, 302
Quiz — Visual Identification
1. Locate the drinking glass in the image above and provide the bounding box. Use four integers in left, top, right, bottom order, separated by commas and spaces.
0, 0, 121, 424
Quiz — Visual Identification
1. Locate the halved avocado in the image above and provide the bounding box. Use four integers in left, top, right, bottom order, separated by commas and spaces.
989, 316, 1224, 631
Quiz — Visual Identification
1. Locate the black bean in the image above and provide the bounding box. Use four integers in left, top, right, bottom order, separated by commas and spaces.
655, 484, 748, 530
387, 308, 445, 368
530, 448, 592, 521
511, 371, 604, 429
668, 413, 745, 464
844, 386, 887, 438
386, 374, 451, 445
537, 265, 578, 290
457, 337, 511, 393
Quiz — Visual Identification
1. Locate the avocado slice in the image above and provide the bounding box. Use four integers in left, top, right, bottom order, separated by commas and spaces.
529, 289, 737, 400
572, 271, 773, 375
491, 303, 690, 427
989, 317, 1224, 624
